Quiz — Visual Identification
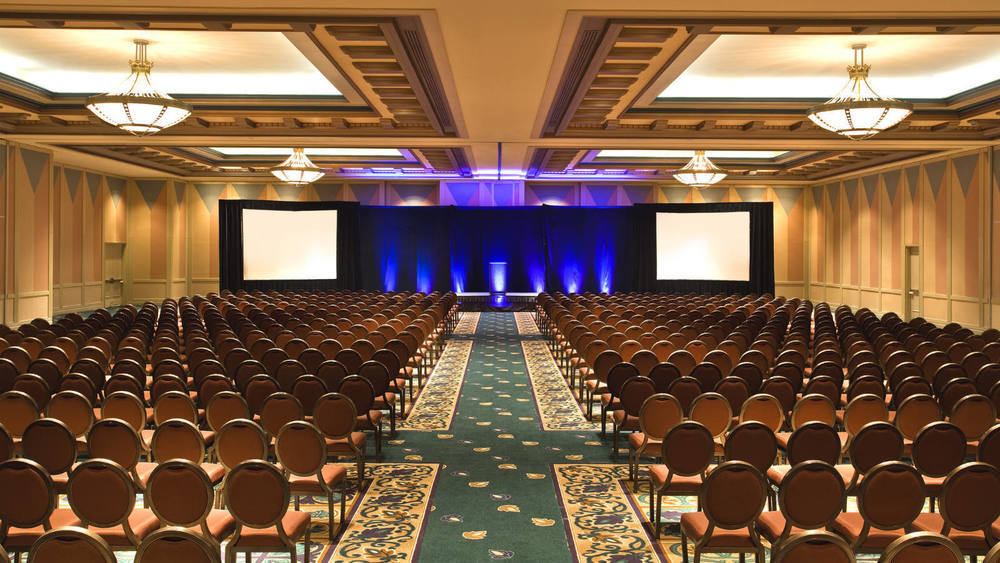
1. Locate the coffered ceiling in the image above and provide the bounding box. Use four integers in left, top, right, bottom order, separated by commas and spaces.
0, 0, 997, 182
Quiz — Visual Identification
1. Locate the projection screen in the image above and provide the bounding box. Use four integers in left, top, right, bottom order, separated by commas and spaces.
242, 208, 338, 280
655, 211, 750, 281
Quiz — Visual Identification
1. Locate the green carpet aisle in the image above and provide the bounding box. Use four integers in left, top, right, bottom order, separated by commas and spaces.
388, 312, 607, 562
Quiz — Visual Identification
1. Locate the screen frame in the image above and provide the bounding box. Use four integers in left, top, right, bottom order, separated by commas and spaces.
219, 199, 361, 292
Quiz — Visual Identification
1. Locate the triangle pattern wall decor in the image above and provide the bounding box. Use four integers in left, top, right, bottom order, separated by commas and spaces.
883, 169, 901, 204
64, 167, 82, 201
905, 167, 919, 201
86, 172, 101, 202
174, 182, 185, 205
273, 184, 302, 201
811, 186, 823, 207
953, 153, 978, 197
862, 176, 877, 206
107, 177, 126, 207
844, 179, 858, 208
233, 183, 265, 200
736, 187, 766, 202
774, 188, 801, 215
20, 147, 48, 192
698, 186, 727, 203
662, 186, 690, 203
194, 183, 226, 212
925, 160, 947, 200
314, 183, 342, 202
136, 180, 165, 210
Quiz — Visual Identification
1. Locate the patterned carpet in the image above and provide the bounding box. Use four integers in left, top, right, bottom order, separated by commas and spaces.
87, 312, 904, 562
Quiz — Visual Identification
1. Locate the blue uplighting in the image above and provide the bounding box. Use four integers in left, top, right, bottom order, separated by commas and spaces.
489, 262, 507, 293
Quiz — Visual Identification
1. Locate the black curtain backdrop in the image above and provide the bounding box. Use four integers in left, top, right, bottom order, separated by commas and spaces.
219, 201, 774, 295
633, 202, 775, 295
218, 200, 361, 292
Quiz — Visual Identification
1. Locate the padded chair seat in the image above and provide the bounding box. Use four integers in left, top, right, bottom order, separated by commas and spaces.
775, 432, 791, 450
357, 411, 382, 429
231, 511, 310, 547
325, 432, 367, 454
201, 430, 216, 446
831, 513, 906, 549
600, 393, 619, 409
833, 465, 857, 488
372, 393, 396, 409
912, 513, 991, 549
287, 464, 348, 493
755, 511, 807, 541
680, 512, 757, 546
200, 463, 225, 484
627, 432, 661, 455
3, 508, 81, 548
612, 411, 639, 431
191, 508, 237, 541
922, 475, 946, 497
766, 465, 791, 485
135, 461, 158, 484
649, 465, 703, 492
88, 508, 160, 546
140, 429, 155, 447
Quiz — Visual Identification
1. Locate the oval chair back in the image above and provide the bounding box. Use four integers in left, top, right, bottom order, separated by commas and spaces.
29, 527, 115, 563
215, 419, 267, 472
772, 530, 856, 563
878, 532, 963, 563
136, 527, 221, 563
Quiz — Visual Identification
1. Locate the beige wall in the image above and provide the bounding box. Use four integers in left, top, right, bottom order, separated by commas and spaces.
807, 147, 998, 331
2, 144, 996, 332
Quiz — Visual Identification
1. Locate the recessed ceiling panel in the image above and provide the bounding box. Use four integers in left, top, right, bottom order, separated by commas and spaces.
658, 35, 1000, 100
596, 149, 788, 159
209, 147, 403, 157
0, 29, 341, 96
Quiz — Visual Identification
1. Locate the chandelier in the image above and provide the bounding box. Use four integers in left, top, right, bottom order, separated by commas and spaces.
270, 148, 326, 184
806, 44, 912, 140
673, 151, 727, 188
86, 39, 192, 135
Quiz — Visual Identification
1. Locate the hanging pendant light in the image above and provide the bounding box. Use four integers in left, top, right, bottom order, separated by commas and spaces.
673, 150, 727, 188
270, 148, 326, 184
86, 39, 192, 135
806, 44, 912, 140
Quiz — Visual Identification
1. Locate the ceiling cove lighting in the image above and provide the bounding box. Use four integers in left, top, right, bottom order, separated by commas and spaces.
672, 150, 727, 188
806, 44, 913, 140
270, 148, 325, 185
86, 39, 192, 135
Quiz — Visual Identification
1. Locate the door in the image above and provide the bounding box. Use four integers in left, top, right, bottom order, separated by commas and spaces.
903, 246, 921, 321
103, 242, 125, 308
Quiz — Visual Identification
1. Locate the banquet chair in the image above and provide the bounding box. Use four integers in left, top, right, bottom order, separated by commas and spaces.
136, 527, 221, 563
679, 461, 768, 563
29, 527, 115, 563
223, 460, 311, 563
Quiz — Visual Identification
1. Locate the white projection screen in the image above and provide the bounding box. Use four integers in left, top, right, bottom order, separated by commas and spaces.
655, 211, 750, 281
242, 209, 338, 280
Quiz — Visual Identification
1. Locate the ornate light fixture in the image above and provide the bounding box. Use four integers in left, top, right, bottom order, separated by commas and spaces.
806, 44, 912, 140
672, 150, 727, 188
270, 148, 326, 184
86, 39, 192, 135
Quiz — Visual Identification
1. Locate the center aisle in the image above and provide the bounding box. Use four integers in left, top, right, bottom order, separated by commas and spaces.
390, 312, 608, 562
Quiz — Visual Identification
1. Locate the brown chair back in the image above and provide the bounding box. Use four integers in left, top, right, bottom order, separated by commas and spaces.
223, 460, 290, 529
21, 418, 76, 478
29, 527, 115, 563
786, 422, 841, 465
136, 527, 221, 563
68, 459, 140, 530
878, 531, 963, 563
0, 458, 57, 531
150, 419, 207, 464
778, 462, 845, 533
689, 392, 732, 438
857, 462, 925, 530
313, 392, 359, 439
146, 460, 214, 528
772, 530, 855, 563
911, 422, 966, 478
701, 461, 767, 530
660, 421, 715, 477
215, 419, 268, 472
637, 393, 683, 441
724, 421, 777, 473
205, 391, 251, 432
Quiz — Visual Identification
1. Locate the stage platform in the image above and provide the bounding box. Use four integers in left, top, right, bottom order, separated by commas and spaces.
456, 292, 538, 311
